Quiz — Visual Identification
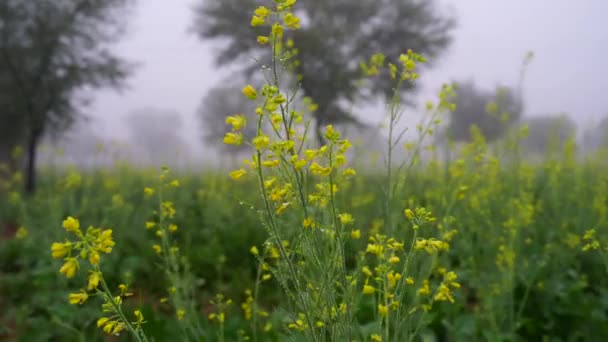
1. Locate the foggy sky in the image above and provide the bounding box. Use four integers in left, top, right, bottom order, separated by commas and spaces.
89, 0, 608, 154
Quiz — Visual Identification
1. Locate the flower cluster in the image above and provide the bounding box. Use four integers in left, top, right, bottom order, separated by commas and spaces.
51, 216, 114, 280
51, 217, 147, 340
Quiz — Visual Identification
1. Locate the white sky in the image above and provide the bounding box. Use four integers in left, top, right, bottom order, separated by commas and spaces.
89, 0, 608, 151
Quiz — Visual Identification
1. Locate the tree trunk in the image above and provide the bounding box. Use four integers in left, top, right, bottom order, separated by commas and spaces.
24, 129, 40, 195
315, 116, 325, 148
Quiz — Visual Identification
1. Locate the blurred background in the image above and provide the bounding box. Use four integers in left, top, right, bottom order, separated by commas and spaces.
1, 0, 607, 184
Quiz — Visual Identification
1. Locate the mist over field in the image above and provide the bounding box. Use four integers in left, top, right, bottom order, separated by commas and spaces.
7, 0, 603, 168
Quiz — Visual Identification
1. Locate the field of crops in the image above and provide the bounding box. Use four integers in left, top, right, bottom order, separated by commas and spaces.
1, 136, 607, 341
2, 1, 608, 341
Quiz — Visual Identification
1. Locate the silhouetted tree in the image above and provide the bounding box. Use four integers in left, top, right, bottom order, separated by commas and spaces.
0, 0, 133, 193
193, 0, 455, 145
197, 85, 259, 156
583, 115, 608, 152
445, 80, 523, 142
519, 114, 576, 154
37, 119, 106, 168
125, 108, 188, 167
0, 61, 27, 173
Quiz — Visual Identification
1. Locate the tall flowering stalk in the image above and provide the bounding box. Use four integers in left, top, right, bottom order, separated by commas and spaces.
224, 1, 460, 341
51, 216, 149, 341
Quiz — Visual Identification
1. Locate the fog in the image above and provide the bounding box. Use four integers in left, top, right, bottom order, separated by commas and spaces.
82, 0, 608, 164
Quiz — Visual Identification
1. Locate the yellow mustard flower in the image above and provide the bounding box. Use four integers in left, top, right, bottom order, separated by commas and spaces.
338, 213, 354, 225
335, 154, 346, 166
254, 6, 270, 18
304, 149, 317, 160
302, 217, 316, 229
230, 169, 247, 180
161, 201, 176, 219
324, 124, 340, 141
68, 290, 88, 305
271, 23, 283, 38
257, 35, 270, 45
88, 271, 102, 290
293, 158, 307, 170
261, 159, 280, 168
366, 243, 384, 256
223, 132, 243, 145
418, 280, 430, 296
97, 317, 110, 328
89, 250, 100, 265
310, 162, 331, 176
96, 229, 115, 253
225, 114, 247, 131
283, 13, 300, 29
387, 271, 402, 288
152, 244, 162, 254
250, 15, 265, 27
51, 242, 71, 259
134, 310, 144, 324
104, 321, 125, 335
371, 334, 382, 342
242, 85, 257, 100
278, 0, 296, 10
59, 258, 79, 278
434, 284, 455, 303
62, 216, 80, 233
342, 168, 356, 177
378, 304, 389, 317
252, 135, 270, 149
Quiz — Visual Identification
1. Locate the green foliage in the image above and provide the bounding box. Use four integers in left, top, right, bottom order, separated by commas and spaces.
1, 143, 608, 340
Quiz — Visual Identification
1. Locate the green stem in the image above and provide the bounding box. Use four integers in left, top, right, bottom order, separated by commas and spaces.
99, 275, 148, 342
327, 144, 353, 339
255, 149, 318, 342
252, 262, 263, 342
384, 280, 390, 342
